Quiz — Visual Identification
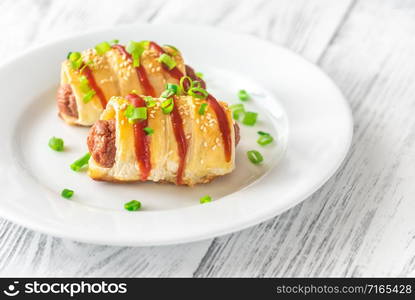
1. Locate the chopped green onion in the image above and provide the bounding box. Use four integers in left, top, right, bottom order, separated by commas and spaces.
145, 98, 157, 108
145, 97, 157, 107
68, 51, 83, 70
238, 89, 250, 101
61, 189, 74, 199
233, 110, 244, 120
68, 51, 81, 61
70, 153, 91, 172
257, 135, 273, 146
79, 75, 90, 92
179, 76, 193, 93
242, 111, 258, 126
161, 84, 179, 98
109, 39, 119, 45
125, 105, 147, 122
257, 131, 269, 136
126, 40, 149, 67
166, 83, 179, 94
192, 81, 202, 88
143, 127, 154, 135
200, 195, 212, 204
126, 41, 146, 53
247, 150, 263, 164
158, 53, 177, 70
161, 98, 174, 114
125, 105, 135, 117
230, 104, 245, 110
164, 44, 180, 55
195, 72, 204, 79
188, 87, 208, 99
83, 89, 96, 103
161, 90, 175, 98
48, 137, 64, 151
79, 75, 95, 103
230, 103, 245, 121
124, 200, 141, 211
256, 131, 274, 146
95, 41, 111, 55
198, 103, 208, 115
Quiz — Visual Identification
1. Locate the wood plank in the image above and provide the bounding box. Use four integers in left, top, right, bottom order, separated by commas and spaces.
153, 0, 353, 62
194, 0, 415, 277
0, 220, 212, 277
0, 0, 167, 57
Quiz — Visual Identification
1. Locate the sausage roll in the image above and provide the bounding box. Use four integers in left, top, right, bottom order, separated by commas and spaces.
57, 41, 205, 126
87, 93, 238, 186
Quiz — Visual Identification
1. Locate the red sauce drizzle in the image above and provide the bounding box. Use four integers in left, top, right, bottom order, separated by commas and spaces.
149, 42, 207, 92
81, 65, 107, 108
149, 42, 206, 90
149, 42, 185, 82
112, 44, 156, 97
170, 97, 188, 185
125, 93, 151, 181
207, 94, 232, 162
149, 42, 188, 183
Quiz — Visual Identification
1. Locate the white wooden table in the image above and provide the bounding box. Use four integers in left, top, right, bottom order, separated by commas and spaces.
1, 0, 414, 277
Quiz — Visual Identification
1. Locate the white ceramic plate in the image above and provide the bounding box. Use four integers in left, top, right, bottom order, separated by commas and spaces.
0, 24, 352, 246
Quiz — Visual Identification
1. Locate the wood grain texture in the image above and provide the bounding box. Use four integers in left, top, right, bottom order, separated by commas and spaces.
1, 0, 413, 277
194, 0, 415, 277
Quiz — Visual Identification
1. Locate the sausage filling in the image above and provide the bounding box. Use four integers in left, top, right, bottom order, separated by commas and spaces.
56, 84, 78, 118
234, 123, 240, 146
87, 120, 116, 168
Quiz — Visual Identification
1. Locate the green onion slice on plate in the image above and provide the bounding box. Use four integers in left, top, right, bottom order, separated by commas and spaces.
238, 89, 250, 101
257, 131, 274, 146
48, 137, 64, 151
124, 200, 141, 211
61, 189, 74, 199
200, 195, 212, 204
242, 111, 258, 126
247, 150, 263, 164
70, 153, 91, 172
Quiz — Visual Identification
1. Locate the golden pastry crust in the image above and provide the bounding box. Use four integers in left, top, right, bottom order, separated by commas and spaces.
88, 95, 236, 186
58, 43, 186, 126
